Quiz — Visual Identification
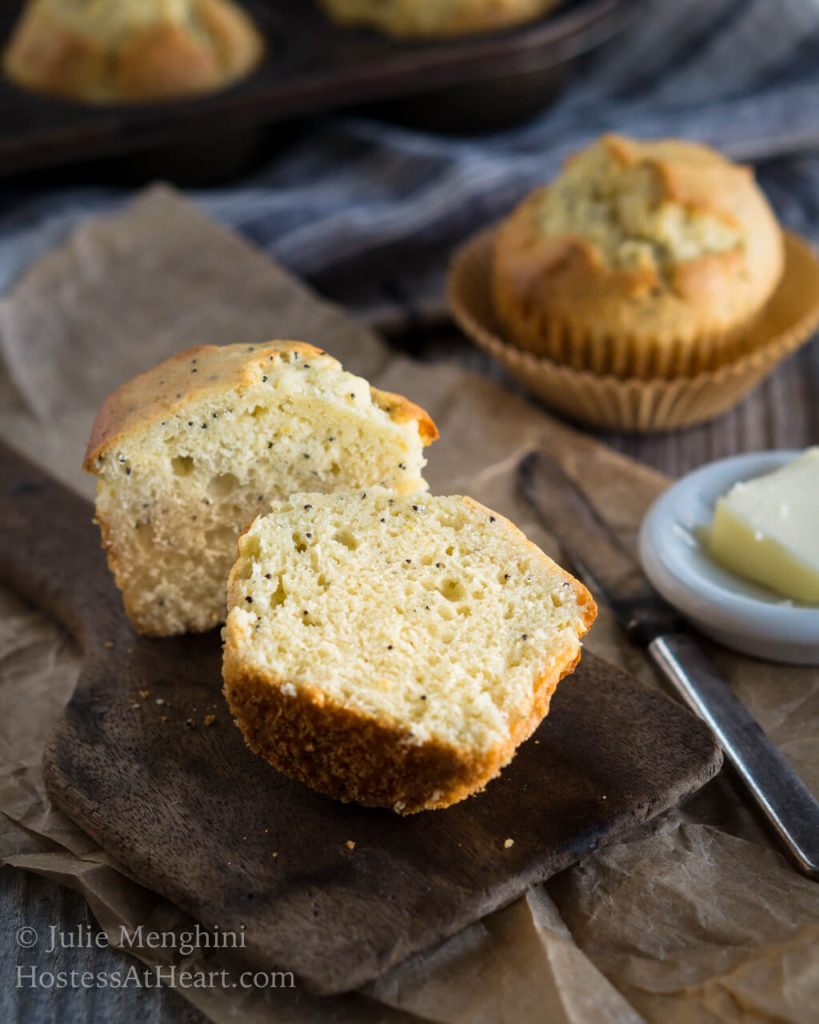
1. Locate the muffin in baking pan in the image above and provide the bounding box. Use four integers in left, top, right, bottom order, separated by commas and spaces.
3, 0, 265, 103
491, 134, 785, 378
317, 0, 559, 38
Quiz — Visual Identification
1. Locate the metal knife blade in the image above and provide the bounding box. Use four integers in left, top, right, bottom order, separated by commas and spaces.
518, 449, 819, 879
518, 451, 682, 644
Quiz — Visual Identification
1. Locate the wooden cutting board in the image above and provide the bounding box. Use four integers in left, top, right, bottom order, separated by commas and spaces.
0, 441, 722, 995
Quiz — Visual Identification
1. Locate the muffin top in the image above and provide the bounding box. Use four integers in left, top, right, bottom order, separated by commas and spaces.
536, 135, 747, 274
32, 0, 192, 37
492, 134, 784, 345
17, 0, 219, 41
3, 0, 264, 102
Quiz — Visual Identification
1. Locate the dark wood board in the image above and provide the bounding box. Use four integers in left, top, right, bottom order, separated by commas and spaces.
0, 0, 636, 176
0, 440, 722, 995
4, 320, 815, 1024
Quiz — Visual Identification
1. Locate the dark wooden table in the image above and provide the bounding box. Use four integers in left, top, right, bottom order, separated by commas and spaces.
3, 325, 817, 1024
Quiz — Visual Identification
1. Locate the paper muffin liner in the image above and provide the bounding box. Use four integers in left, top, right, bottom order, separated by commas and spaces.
448, 227, 819, 433
497, 302, 758, 379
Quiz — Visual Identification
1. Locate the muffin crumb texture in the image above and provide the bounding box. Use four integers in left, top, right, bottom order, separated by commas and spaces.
223, 491, 595, 813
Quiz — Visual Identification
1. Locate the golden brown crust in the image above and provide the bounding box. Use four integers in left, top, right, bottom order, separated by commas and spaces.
2, 11, 106, 99
84, 341, 437, 471
371, 388, 440, 445
93, 508, 154, 634
318, 0, 557, 38
491, 134, 785, 377
3, 0, 264, 103
197, 0, 264, 78
600, 134, 755, 222
223, 621, 586, 814
113, 22, 222, 100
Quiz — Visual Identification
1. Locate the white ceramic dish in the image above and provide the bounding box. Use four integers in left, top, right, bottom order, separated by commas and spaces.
639, 450, 819, 665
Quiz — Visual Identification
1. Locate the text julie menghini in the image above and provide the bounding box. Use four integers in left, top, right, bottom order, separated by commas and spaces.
18, 923, 245, 957
15, 924, 295, 990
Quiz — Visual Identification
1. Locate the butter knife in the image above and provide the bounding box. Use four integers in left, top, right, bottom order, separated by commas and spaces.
518, 450, 819, 878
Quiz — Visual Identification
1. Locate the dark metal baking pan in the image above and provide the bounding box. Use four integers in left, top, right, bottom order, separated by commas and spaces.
0, 0, 638, 179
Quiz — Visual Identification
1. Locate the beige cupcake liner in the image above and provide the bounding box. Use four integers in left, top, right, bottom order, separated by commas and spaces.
448, 227, 819, 433
499, 303, 757, 379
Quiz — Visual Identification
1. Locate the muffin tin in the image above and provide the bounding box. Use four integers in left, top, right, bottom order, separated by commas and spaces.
0, 0, 636, 177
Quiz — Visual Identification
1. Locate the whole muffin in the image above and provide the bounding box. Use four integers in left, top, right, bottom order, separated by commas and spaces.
492, 134, 785, 377
318, 0, 557, 38
3, 0, 264, 103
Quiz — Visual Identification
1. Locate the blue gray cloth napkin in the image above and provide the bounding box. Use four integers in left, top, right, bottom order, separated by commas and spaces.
2, 0, 819, 327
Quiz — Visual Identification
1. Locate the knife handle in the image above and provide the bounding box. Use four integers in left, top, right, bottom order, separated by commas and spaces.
649, 633, 819, 879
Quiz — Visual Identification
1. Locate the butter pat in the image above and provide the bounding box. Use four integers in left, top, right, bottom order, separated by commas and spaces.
706, 448, 819, 603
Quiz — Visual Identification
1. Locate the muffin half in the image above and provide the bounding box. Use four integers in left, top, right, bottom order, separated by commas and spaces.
84, 342, 437, 636
223, 491, 595, 812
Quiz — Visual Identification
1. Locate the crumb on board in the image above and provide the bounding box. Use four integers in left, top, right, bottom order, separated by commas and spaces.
138, 689, 151, 700
271, 851, 278, 859
204, 713, 217, 727
503, 838, 515, 850
345, 840, 356, 851
185, 718, 195, 728
103, 641, 114, 649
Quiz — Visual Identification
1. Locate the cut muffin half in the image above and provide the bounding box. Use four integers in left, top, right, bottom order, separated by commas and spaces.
84, 342, 437, 636
223, 491, 596, 813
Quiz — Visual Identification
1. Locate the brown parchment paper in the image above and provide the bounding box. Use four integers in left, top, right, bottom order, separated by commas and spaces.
1, 186, 817, 1024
